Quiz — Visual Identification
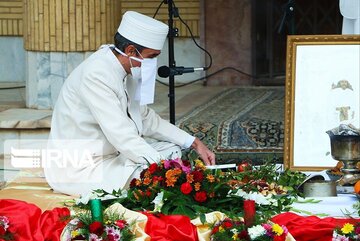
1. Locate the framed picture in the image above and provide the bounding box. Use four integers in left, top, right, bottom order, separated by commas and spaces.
284, 35, 360, 171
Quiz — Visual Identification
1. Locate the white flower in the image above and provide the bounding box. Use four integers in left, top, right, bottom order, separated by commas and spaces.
89, 233, 103, 241
247, 192, 273, 205
75, 189, 127, 205
248, 225, 266, 239
0, 216, 9, 230
332, 231, 350, 241
229, 189, 277, 206
75, 192, 99, 205
152, 191, 164, 212
230, 228, 238, 234
230, 189, 247, 198
105, 225, 121, 240
69, 218, 80, 226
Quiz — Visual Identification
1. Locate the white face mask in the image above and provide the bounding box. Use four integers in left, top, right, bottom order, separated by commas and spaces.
138, 57, 157, 105
128, 55, 142, 82
115, 47, 158, 105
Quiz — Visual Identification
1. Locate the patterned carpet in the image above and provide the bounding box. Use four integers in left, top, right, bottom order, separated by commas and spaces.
177, 86, 284, 165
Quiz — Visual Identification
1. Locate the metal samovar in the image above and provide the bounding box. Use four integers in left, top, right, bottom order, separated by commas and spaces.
327, 132, 360, 186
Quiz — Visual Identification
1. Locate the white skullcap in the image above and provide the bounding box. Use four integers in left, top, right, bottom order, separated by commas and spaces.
118, 11, 169, 50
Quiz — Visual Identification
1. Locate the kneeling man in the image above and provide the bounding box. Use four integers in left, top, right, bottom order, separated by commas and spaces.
44, 11, 215, 196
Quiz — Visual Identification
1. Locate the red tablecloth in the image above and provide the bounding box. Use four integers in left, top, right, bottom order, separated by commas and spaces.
271, 212, 360, 241
0, 199, 70, 241
1, 199, 360, 241
143, 212, 199, 241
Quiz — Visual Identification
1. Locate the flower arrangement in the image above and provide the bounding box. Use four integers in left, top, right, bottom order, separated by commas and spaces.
74, 158, 305, 222
333, 222, 360, 241
248, 222, 288, 241
210, 217, 289, 241
123, 158, 235, 219
210, 217, 249, 241
226, 161, 306, 220
62, 211, 135, 241
0, 216, 14, 241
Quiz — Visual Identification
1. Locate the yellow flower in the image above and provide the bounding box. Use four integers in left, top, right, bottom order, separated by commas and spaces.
272, 223, 284, 236
194, 159, 206, 170
232, 233, 238, 240
71, 230, 80, 238
341, 223, 354, 234
219, 226, 224, 232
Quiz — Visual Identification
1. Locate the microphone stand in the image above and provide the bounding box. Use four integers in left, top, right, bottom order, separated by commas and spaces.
165, 0, 177, 124
278, 0, 295, 34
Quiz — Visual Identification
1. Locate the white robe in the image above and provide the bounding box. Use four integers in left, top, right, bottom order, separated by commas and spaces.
44, 45, 193, 196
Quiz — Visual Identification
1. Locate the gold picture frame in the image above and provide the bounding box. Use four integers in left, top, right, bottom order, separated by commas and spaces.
284, 35, 360, 171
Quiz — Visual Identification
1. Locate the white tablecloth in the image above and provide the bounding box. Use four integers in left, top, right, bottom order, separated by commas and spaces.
291, 194, 359, 217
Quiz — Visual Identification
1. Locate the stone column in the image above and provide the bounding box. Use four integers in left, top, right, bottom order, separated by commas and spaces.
23, 0, 121, 109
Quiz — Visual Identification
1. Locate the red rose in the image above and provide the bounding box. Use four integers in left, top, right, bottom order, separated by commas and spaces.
153, 176, 163, 182
211, 226, 219, 234
194, 191, 207, 202
145, 189, 152, 197
274, 235, 286, 241
237, 161, 251, 172
238, 230, 250, 240
180, 182, 193, 195
129, 178, 137, 188
115, 219, 127, 229
140, 169, 147, 179
182, 160, 191, 167
223, 221, 233, 228
89, 221, 104, 236
148, 163, 158, 174
192, 170, 204, 182
107, 234, 117, 241
0, 226, 5, 235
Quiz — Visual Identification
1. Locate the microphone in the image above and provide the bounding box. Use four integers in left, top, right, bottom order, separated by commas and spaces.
157, 65, 206, 78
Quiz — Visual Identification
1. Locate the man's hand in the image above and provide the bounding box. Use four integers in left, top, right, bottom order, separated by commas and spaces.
191, 137, 216, 166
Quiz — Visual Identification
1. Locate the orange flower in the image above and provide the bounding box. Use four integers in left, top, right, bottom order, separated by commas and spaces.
135, 179, 142, 186
143, 177, 152, 186
194, 182, 201, 191
144, 170, 151, 178
165, 168, 182, 187
206, 174, 215, 183
186, 173, 194, 183
134, 190, 144, 200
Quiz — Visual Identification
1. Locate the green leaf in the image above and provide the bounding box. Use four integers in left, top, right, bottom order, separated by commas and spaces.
199, 213, 207, 224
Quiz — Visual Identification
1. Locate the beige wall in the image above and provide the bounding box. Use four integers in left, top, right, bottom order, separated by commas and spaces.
0, 0, 254, 86
120, 0, 200, 38
0, 0, 23, 36
0, 0, 200, 51
23, 0, 121, 51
